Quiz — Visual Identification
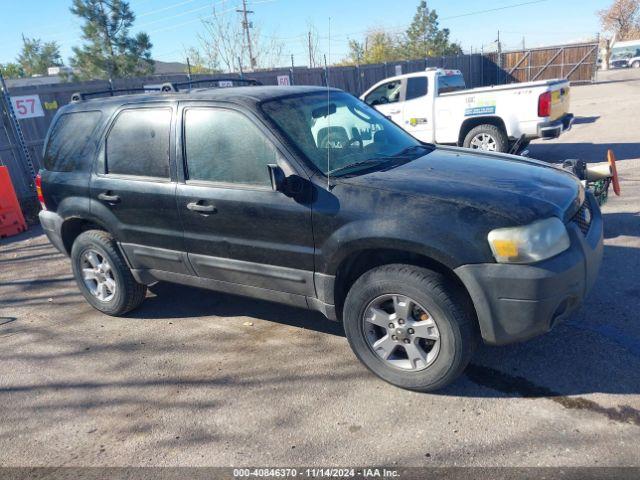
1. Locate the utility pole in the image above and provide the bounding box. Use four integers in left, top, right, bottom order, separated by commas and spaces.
237, 0, 256, 70
308, 31, 314, 68
496, 30, 503, 84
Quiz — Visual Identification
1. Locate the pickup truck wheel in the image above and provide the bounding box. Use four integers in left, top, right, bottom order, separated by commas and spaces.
70, 230, 147, 316
463, 125, 509, 153
343, 264, 478, 392
632, 61, 640, 69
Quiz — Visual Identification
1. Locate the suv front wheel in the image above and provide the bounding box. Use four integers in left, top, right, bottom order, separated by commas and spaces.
343, 264, 478, 391
71, 230, 147, 316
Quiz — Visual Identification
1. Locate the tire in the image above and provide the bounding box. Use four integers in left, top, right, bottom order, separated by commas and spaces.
632, 61, 640, 69
463, 124, 509, 153
343, 264, 478, 392
70, 229, 147, 316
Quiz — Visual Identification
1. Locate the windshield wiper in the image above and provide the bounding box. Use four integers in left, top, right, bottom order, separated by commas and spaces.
327, 158, 397, 177
327, 145, 434, 178
393, 144, 434, 157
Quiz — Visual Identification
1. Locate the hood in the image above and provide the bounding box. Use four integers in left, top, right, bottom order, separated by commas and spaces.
340, 146, 583, 225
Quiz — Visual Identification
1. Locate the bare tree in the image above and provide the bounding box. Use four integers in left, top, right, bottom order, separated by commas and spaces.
599, 0, 640, 40
197, 1, 284, 72
183, 46, 218, 74
251, 25, 285, 69
305, 20, 322, 68
199, 3, 244, 72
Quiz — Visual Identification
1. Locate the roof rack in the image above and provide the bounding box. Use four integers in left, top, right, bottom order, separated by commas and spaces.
70, 83, 175, 102
173, 77, 262, 90
70, 77, 262, 102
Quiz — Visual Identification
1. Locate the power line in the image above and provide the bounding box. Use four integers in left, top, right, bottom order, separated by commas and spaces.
138, 0, 202, 18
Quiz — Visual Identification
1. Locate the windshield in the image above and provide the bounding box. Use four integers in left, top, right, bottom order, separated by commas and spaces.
261, 91, 425, 176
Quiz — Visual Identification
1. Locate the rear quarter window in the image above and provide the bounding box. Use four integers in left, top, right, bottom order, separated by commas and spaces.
43, 111, 102, 172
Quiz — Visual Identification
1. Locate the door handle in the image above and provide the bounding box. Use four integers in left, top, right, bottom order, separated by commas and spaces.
389, 110, 401, 115
98, 192, 120, 203
187, 202, 216, 214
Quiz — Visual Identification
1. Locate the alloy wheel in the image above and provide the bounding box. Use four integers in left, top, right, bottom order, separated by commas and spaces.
362, 294, 441, 371
81, 249, 117, 302
470, 133, 497, 151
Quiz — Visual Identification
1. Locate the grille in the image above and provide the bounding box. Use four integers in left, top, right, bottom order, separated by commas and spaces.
572, 201, 592, 235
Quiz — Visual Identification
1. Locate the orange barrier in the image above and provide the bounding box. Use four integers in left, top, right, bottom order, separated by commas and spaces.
0, 166, 27, 239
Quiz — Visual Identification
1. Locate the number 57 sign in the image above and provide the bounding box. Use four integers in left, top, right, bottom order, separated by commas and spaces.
10, 94, 45, 119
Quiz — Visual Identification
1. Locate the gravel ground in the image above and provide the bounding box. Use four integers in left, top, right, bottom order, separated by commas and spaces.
1, 69, 639, 467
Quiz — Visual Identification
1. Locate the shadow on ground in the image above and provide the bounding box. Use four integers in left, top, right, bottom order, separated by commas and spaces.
529, 142, 640, 163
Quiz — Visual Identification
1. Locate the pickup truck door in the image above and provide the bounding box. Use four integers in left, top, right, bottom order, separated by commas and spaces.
175, 103, 316, 297
363, 79, 404, 126
400, 76, 434, 143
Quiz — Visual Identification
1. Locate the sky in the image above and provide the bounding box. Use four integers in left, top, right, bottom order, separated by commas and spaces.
0, 0, 610, 67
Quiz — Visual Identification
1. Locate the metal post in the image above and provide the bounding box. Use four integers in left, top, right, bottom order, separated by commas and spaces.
481, 45, 484, 85
290, 54, 295, 85
323, 54, 328, 87
0, 72, 36, 183
186, 57, 193, 90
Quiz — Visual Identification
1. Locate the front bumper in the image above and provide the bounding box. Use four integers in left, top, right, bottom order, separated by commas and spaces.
455, 192, 603, 346
38, 210, 67, 254
537, 113, 574, 140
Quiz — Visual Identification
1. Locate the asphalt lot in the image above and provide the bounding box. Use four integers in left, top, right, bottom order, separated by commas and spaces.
1, 68, 639, 467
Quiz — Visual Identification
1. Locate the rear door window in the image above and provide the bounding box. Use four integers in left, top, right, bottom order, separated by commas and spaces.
105, 108, 172, 179
44, 111, 102, 172
406, 77, 428, 101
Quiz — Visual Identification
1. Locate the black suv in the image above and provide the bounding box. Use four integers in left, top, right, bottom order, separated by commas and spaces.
38, 85, 603, 391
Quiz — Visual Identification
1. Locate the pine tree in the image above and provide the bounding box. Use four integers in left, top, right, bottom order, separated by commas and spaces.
69, 0, 154, 80
0, 63, 25, 79
17, 36, 63, 77
404, 1, 462, 58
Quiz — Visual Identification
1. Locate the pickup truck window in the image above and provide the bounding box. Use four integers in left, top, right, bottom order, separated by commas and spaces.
106, 108, 171, 179
364, 80, 403, 106
437, 75, 466, 94
262, 91, 420, 175
44, 111, 102, 172
406, 77, 428, 101
184, 108, 275, 187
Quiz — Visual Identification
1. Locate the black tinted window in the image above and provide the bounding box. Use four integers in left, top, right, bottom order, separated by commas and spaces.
406, 77, 428, 101
106, 108, 171, 178
184, 109, 275, 187
437, 75, 466, 94
44, 111, 102, 172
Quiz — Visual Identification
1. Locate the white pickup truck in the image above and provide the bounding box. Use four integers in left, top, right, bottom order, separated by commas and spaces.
360, 68, 574, 153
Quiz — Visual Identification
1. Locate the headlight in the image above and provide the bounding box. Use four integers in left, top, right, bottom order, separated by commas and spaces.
487, 217, 570, 264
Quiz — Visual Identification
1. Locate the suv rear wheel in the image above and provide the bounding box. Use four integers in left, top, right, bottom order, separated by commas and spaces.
70, 230, 147, 316
343, 264, 478, 391
463, 124, 509, 153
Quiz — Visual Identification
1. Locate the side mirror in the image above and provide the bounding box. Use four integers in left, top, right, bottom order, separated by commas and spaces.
267, 164, 305, 198
268, 164, 286, 193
